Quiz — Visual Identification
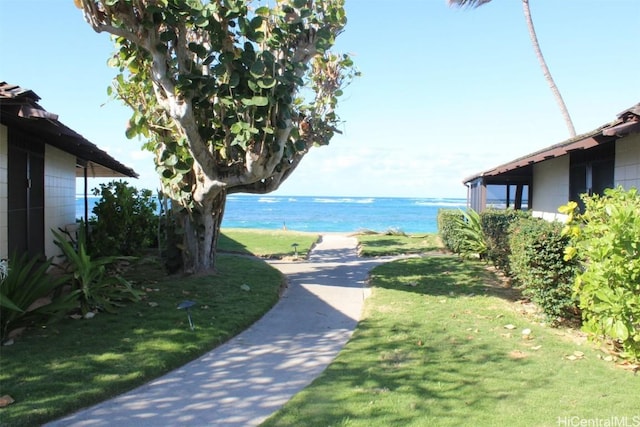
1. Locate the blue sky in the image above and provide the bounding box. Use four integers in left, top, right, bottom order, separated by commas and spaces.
1, 0, 638, 198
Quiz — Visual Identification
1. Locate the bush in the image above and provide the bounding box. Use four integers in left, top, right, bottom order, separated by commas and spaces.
480, 209, 529, 275
89, 180, 158, 257
508, 216, 579, 322
561, 187, 640, 361
438, 209, 465, 253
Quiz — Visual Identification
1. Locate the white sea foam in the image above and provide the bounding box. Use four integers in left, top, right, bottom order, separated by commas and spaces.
313, 197, 375, 204
258, 197, 280, 203
414, 199, 466, 207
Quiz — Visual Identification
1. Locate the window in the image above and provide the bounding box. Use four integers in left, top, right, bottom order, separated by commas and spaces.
569, 142, 615, 210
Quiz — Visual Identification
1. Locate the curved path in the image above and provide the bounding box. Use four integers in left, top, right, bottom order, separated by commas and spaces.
46, 234, 394, 427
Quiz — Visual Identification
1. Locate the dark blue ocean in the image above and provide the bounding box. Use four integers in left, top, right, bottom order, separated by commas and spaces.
76, 195, 467, 234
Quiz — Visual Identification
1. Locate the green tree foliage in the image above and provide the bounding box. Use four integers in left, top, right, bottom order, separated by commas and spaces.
508, 216, 579, 322
90, 180, 158, 257
561, 187, 640, 361
75, 0, 357, 273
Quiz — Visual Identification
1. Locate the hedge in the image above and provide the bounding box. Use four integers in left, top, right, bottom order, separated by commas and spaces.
507, 216, 579, 322
480, 209, 528, 275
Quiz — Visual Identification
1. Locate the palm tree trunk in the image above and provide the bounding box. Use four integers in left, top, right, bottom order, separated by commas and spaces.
522, 0, 576, 137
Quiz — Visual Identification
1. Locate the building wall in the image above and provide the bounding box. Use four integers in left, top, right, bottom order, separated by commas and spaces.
44, 145, 77, 258
0, 125, 8, 259
531, 156, 570, 221
615, 133, 640, 190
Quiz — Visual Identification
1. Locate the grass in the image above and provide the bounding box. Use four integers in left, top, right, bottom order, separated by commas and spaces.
0, 230, 318, 427
263, 254, 640, 426
218, 228, 319, 258
355, 232, 442, 257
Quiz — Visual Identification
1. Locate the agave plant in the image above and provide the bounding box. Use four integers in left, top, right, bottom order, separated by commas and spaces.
52, 225, 142, 316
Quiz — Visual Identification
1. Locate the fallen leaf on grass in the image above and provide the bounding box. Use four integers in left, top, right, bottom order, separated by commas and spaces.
509, 350, 527, 359
0, 395, 15, 407
504, 324, 516, 330
565, 351, 585, 361
597, 354, 615, 362
617, 362, 639, 373
531, 345, 542, 350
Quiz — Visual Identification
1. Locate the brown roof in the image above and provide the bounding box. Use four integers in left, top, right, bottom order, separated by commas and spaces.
463, 102, 640, 184
0, 82, 138, 178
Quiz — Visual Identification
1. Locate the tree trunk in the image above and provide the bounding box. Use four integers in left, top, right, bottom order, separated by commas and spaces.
180, 189, 226, 274
522, 0, 576, 138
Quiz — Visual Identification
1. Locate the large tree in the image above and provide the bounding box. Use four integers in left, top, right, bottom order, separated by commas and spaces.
448, 0, 577, 138
74, 0, 356, 273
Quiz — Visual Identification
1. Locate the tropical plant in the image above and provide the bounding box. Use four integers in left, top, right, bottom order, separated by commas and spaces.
74, 0, 357, 273
451, 208, 487, 259
0, 254, 76, 341
561, 187, 640, 361
447, 0, 576, 137
52, 227, 142, 316
89, 180, 158, 257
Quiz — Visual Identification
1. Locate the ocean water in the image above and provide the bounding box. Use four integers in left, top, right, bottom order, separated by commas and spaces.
76, 194, 467, 234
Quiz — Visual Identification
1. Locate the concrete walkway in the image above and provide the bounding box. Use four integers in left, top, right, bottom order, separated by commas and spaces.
46, 234, 393, 427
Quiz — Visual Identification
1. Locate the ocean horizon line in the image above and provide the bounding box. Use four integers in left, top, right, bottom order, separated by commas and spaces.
75, 193, 468, 200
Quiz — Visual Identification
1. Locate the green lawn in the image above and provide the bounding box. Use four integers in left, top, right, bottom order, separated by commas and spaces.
355, 232, 442, 257
263, 254, 639, 426
218, 228, 319, 258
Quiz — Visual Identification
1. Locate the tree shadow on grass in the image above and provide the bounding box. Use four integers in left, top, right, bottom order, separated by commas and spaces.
267, 316, 547, 427
370, 255, 521, 302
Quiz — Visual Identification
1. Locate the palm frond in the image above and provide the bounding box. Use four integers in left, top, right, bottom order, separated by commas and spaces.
447, 0, 493, 8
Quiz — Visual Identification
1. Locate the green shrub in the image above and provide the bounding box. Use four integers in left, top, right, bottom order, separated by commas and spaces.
437, 209, 465, 253
561, 187, 640, 361
53, 226, 142, 316
0, 254, 76, 341
89, 180, 158, 257
508, 216, 579, 322
480, 209, 528, 275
